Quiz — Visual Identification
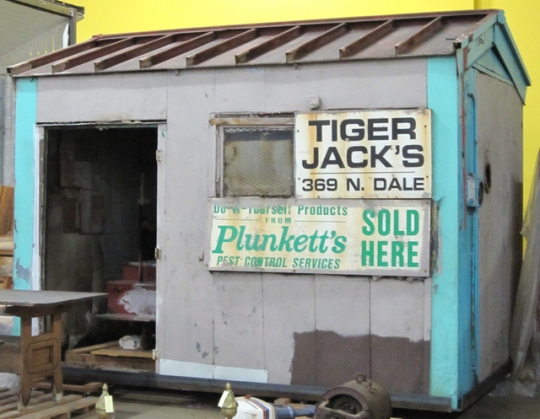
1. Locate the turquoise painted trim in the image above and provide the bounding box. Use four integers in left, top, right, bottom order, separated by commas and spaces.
455, 25, 494, 75
428, 57, 460, 408
496, 11, 531, 86
493, 24, 529, 103
13, 78, 37, 292
472, 48, 513, 87
457, 69, 478, 397
454, 10, 529, 104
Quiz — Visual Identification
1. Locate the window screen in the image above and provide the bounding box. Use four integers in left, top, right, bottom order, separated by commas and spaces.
223, 127, 293, 197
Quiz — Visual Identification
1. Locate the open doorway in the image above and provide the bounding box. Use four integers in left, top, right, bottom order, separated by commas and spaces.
43, 126, 157, 356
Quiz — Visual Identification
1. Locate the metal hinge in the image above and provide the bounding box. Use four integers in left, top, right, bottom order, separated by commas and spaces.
154, 247, 162, 259
466, 175, 484, 208
156, 150, 163, 162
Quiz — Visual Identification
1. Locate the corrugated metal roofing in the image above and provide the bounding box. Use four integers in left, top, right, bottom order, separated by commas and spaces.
6, 9, 527, 80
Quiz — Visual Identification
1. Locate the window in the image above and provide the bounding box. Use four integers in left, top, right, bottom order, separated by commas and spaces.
219, 125, 294, 197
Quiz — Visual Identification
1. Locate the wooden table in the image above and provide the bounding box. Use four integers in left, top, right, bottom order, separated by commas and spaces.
0, 290, 106, 409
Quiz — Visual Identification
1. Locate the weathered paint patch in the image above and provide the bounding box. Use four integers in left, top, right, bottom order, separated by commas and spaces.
118, 288, 156, 315
371, 335, 430, 394
291, 331, 370, 388
14, 258, 31, 282
291, 331, 430, 394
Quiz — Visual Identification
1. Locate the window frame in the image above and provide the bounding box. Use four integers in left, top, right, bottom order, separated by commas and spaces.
211, 115, 295, 198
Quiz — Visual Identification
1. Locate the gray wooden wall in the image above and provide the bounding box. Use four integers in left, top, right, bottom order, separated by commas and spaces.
475, 70, 523, 382
36, 59, 432, 394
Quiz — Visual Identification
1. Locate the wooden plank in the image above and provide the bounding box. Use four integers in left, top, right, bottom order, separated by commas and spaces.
0, 395, 51, 415
52, 38, 136, 73
235, 26, 303, 64
91, 355, 155, 371
91, 347, 153, 359
94, 313, 156, 322
209, 117, 294, 126
16, 396, 97, 419
0, 396, 17, 406
66, 342, 117, 355
0, 291, 106, 308
0, 391, 43, 407
0, 249, 13, 257
0, 390, 16, 400
0, 264, 13, 276
340, 20, 394, 58
95, 34, 176, 71
64, 341, 155, 371
395, 17, 443, 54
0, 187, 14, 235
286, 23, 348, 62
140, 32, 215, 68
0, 393, 60, 418
186, 29, 257, 66
34, 382, 102, 394
0, 277, 13, 290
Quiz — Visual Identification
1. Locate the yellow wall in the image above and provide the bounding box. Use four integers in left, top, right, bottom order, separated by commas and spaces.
75, 0, 538, 204
76, 1, 474, 37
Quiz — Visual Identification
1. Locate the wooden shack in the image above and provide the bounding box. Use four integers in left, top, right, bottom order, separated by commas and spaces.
7, 9, 529, 411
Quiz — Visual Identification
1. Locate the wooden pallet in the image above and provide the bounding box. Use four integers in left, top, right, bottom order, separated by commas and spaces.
33, 383, 102, 396
65, 341, 155, 371
0, 389, 98, 419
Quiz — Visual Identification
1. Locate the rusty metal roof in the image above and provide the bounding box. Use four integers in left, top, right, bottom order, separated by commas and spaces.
7, 9, 529, 84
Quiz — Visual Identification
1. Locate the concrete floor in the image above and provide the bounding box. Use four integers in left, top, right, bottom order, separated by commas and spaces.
108, 389, 223, 419
105, 387, 540, 419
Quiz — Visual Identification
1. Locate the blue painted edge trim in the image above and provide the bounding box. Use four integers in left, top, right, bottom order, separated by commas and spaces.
496, 11, 531, 86
13, 78, 37, 334
428, 57, 460, 408
455, 11, 529, 104
492, 25, 528, 104
472, 49, 513, 86
457, 68, 477, 398
14, 78, 37, 290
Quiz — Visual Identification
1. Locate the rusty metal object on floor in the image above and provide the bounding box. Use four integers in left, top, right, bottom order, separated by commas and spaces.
315, 373, 392, 419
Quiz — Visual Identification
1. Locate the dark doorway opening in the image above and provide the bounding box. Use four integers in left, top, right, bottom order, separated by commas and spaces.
44, 126, 157, 349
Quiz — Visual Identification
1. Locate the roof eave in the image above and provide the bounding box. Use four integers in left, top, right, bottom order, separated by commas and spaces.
6, 0, 84, 20
453, 10, 530, 104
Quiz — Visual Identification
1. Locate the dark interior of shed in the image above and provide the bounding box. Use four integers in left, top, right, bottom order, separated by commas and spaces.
43, 126, 157, 355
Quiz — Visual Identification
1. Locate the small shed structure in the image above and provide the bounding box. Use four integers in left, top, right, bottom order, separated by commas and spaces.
8, 9, 530, 411
1, 0, 83, 185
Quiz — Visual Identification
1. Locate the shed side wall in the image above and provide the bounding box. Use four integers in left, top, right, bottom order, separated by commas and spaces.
476, 70, 522, 381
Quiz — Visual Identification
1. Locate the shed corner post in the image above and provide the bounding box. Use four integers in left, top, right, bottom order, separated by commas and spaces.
13, 77, 38, 296
427, 56, 461, 409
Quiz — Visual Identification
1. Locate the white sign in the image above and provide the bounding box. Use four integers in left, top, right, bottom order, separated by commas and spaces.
295, 109, 432, 199
209, 199, 431, 277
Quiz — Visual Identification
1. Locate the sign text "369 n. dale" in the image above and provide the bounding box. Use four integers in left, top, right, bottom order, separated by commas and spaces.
295, 109, 432, 199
